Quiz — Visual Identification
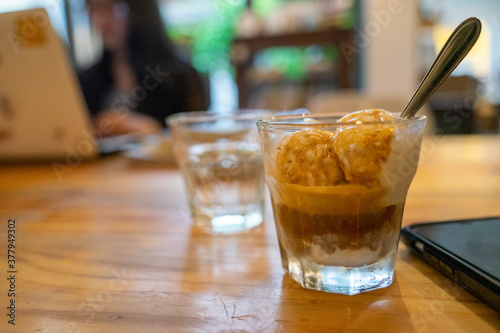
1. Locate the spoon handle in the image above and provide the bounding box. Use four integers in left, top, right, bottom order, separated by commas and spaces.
400, 17, 482, 119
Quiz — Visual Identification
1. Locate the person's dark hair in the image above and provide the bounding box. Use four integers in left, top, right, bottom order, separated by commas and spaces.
119, 0, 178, 70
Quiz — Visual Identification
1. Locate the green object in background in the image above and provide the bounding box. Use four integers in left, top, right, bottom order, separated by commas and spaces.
168, 1, 247, 74
167, 0, 286, 75
252, 0, 284, 17
255, 44, 340, 81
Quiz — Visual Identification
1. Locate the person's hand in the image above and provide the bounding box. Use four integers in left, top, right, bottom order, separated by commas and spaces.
93, 109, 162, 138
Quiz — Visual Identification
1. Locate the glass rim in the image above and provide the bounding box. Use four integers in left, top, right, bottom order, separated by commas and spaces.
256, 111, 427, 129
166, 109, 272, 126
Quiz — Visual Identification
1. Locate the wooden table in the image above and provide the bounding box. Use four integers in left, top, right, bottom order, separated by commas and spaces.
0, 135, 499, 332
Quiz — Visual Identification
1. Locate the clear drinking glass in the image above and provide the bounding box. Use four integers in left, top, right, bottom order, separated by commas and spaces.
257, 111, 426, 294
168, 110, 270, 234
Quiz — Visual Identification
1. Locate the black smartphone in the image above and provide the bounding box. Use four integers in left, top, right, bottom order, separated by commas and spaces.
401, 217, 500, 312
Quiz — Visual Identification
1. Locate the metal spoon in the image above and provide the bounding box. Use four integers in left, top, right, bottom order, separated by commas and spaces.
400, 17, 482, 119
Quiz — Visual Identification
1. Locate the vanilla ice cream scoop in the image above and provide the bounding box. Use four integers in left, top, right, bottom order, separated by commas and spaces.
333, 109, 395, 183
276, 129, 344, 186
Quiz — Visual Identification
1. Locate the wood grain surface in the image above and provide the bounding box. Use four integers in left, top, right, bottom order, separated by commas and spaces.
0, 135, 499, 332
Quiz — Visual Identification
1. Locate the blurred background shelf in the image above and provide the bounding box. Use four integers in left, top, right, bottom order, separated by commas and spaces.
232, 27, 360, 108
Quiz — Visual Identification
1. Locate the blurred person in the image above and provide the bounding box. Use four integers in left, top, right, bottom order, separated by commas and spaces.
79, 0, 208, 137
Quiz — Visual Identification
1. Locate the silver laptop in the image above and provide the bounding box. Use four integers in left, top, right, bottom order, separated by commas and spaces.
0, 7, 98, 162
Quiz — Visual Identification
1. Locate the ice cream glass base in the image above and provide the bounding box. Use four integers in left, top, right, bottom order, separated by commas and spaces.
285, 249, 396, 295
258, 111, 426, 294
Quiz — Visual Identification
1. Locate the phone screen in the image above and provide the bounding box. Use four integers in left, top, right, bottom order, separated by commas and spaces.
410, 218, 500, 281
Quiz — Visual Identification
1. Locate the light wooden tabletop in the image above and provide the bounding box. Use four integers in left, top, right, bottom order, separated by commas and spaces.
0, 135, 499, 332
